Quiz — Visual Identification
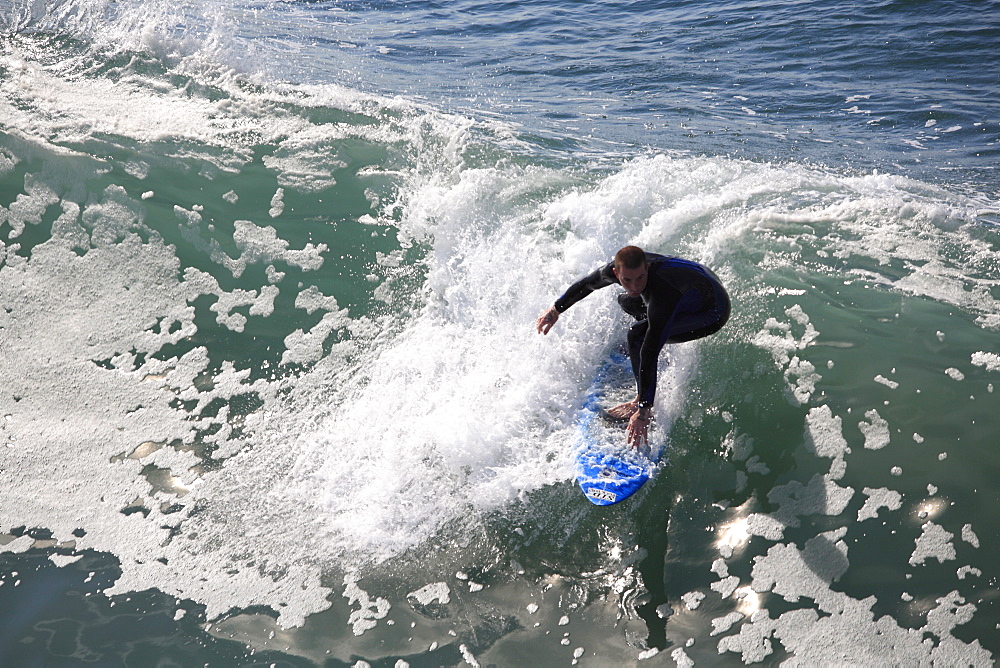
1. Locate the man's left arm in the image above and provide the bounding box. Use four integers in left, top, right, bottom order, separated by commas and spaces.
634, 288, 682, 408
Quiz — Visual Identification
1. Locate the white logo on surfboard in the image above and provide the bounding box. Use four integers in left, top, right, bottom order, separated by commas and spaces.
587, 488, 617, 503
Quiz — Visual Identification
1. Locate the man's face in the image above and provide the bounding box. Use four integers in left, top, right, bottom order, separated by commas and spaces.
613, 263, 648, 297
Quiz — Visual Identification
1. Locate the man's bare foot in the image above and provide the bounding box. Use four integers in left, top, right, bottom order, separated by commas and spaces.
606, 399, 638, 420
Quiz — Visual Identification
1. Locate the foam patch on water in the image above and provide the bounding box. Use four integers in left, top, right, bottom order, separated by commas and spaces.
738, 167, 999, 333
752, 305, 822, 406
858, 409, 891, 450
910, 522, 957, 566
971, 351, 1000, 372
857, 487, 903, 522
804, 405, 849, 460
344, 577, 391, 636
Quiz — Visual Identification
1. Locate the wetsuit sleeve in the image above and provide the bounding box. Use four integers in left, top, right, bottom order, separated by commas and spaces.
553, 263, 617, 313
635, 286, 684, 407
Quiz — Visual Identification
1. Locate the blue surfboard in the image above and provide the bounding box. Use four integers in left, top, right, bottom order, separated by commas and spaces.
574, 348, 664, 506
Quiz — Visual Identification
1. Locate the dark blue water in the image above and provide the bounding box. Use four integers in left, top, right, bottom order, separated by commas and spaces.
288, 0, 1000, 180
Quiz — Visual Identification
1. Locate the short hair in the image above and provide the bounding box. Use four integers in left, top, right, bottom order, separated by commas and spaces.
614, 246, 647, 271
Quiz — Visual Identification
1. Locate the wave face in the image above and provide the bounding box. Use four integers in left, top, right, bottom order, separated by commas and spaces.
1, 0, 998, 664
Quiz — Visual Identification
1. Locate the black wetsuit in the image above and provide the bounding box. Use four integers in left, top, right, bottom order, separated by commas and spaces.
554, 253, 730, 409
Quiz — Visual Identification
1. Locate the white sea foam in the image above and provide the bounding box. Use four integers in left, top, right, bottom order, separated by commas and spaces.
804, 405, 849, 460
874, 374, 899, 389
408, 582, 451, 606
344, 577, 391, 636
858, 409, 890, 450
0, 223, 333, 625
669, 647, 691, 665
722, 357, 990, 665
909, 522, 957, 566
961, 524, 980, 548
971, 351, 1000, 371
752, 305, 821, 406
682, 591, 705, 610
857, 487, 903, 521
719, 588, 991, 664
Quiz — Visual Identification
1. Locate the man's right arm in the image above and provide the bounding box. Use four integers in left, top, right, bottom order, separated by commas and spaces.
553, 264, 616, 313
537, 263, 616, 335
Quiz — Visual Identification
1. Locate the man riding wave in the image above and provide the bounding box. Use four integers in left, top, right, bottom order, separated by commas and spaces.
536, 246, 730, 448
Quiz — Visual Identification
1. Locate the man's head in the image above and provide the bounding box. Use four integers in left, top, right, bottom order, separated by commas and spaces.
613, 245, 648, 297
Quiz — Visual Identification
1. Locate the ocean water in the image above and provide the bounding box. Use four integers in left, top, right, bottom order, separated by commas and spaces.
1, 0, 998, 664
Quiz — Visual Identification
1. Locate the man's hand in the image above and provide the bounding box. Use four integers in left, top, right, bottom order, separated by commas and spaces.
536, 306, 560, 335
626, 407, 651, 449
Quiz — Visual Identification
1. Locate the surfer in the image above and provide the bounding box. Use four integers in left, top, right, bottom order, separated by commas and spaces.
536, 246, 730, 448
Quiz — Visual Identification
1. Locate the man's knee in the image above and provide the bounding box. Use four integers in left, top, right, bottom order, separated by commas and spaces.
617, 293, 646, 320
